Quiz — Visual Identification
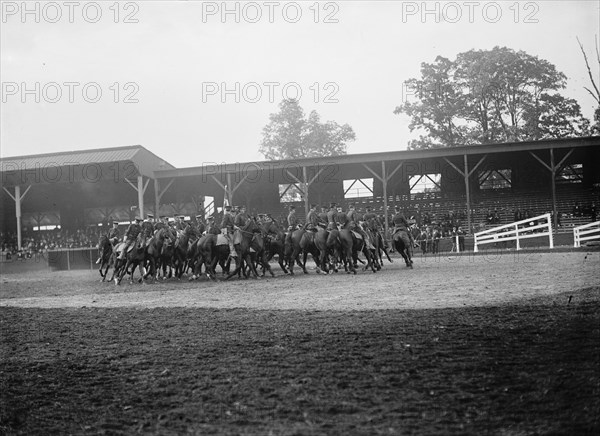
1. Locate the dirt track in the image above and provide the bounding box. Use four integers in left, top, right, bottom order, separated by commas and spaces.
1, 251, 599, 435
1, 251, 599, 310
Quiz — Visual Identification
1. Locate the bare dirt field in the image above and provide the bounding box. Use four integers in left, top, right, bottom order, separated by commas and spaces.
1, 251, 599, 435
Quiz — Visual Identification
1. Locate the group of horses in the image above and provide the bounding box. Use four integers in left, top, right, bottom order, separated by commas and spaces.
96, 218, 415, 285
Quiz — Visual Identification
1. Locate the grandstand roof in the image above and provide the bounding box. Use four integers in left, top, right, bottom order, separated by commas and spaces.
155, 136, 600, 178
0, 145, 175, 182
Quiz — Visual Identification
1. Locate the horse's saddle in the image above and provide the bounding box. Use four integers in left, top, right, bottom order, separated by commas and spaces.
216, 234, 229, 246
351, 230, 363, 240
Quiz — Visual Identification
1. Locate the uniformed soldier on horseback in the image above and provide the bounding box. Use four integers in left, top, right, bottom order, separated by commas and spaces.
392, 206, 416, 247
317, 205, 328, 229
140, 215, 155, 248
118, 217, 142, 260
221, 205, 237, 257
194, 215, 206, 236
305, 204, 318, 232
347, 204, 375, 249
326, 203, 338, 230
95, 220, 120, 264
285, 205, 298, 245
175, 215, 188, 233
205, 216, 219, 235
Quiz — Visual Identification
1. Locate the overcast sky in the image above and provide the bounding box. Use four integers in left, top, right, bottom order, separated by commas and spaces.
1, 0, 599, 168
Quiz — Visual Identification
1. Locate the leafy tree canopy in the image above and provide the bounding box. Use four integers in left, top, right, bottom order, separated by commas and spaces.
395, 47, 591, 149
259, 99, 356, 160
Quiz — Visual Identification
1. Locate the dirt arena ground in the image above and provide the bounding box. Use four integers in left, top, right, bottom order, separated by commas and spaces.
1, 251, 599, 435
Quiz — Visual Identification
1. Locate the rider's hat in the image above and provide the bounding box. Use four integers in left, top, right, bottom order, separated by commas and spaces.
365, 205, 372, 211
224, 205, 232, 211
179, 215, 186, 220
289, 205, 296, 210
348, 203, 355, 208
112, 220, 119, 225
147, 213, 154, 219
195, 214, 203, 219
329, 202, 337, 208
134, 216, 142, 222
310, 204, 317, 209
240, 205, 247, 210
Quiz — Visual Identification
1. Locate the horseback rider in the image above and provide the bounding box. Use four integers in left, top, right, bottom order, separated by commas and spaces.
175, 215, 188, 233
220, 205, 237, 257
347, 204, 375, 249
285, 204, 298, 245
194, 215, 206, 236
363, 206, 382, 232
140, 215, 155, 247
392, 206, 416, 247
118, 217, 142, 260
327, 203, 338, 231
205, 216, 219, 235
305, 204, 318, 232
317, 205, 328, 229
95, 220, 120, 264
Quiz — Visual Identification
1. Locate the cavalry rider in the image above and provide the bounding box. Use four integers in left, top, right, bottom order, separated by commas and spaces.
363, 206, 382, 233
205, 215, 219, 235
285, 204, 299, 245
305, 204, 319, 232
220, 205, 238, 258
234, 205, 249, 229
392, 206, 416, 248
140, 215, 155, 247
154, 216, 166, 232
175, 215, 188, 233
347, 204, 375, 249
118, 216, 143, 260
326, 203, 338, 230
317, 205, 329, 229
194, 215, 206, 236
95, 220, 120, 264
108, 220, 121, 245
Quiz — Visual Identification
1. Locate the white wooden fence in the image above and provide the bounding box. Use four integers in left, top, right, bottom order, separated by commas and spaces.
474, 213, 553, 253
573, 221, 600, 247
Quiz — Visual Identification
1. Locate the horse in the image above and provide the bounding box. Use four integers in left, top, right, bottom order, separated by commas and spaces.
224, 219, 267, 280
368, 228, 392, 270
338, 227, 377, 274
96, 235, 115, 281
143, 228, 173, 281
286, 226, 320, 275
173, 226, 194, 279
114, 236, 148, 285
392, 228, 414, 268
259, 219, 288, 274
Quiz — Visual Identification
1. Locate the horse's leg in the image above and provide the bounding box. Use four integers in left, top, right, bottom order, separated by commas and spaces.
302, 250, 309, 274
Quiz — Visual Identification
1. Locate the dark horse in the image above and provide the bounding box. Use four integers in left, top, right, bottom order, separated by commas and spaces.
224, 219, 272, 280
97, 235, 113, 281
392, 228, 414, 268
259, 219, 288, 274
338, 228, 377, 274
114, 237, 148, 285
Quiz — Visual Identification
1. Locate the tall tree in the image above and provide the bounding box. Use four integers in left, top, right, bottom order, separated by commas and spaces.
395, 47, 591, 149
259, 99, 355, 160
577, 36, 600, 134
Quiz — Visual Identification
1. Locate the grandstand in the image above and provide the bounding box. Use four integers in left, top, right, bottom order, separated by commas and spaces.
1, 137, 599, 250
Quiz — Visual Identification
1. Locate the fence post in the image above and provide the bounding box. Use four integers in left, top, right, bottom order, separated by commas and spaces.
455, 235, 460, 253
515, 223, 520, 251
548, 214, 554, 249
474, 233, 478, 253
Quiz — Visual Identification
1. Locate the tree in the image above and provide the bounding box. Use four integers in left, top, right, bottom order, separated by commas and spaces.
395, 47, 591, 149
577, 36, 600, 134
259, 99, 356, 160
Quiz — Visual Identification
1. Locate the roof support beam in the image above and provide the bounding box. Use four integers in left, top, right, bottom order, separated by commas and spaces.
2, 184, 31, 250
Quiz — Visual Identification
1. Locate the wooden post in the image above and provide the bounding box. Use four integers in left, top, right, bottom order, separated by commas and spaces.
154, 179, 160, 219
302, 166, 309, 215
550, 148, 557, 231
382, 161, 389, 237
464, 155, 472, 234
137, 175, 144, 218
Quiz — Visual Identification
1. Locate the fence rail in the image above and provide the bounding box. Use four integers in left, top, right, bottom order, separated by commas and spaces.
474, 213, 553, 252
573, 221, 600, 247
